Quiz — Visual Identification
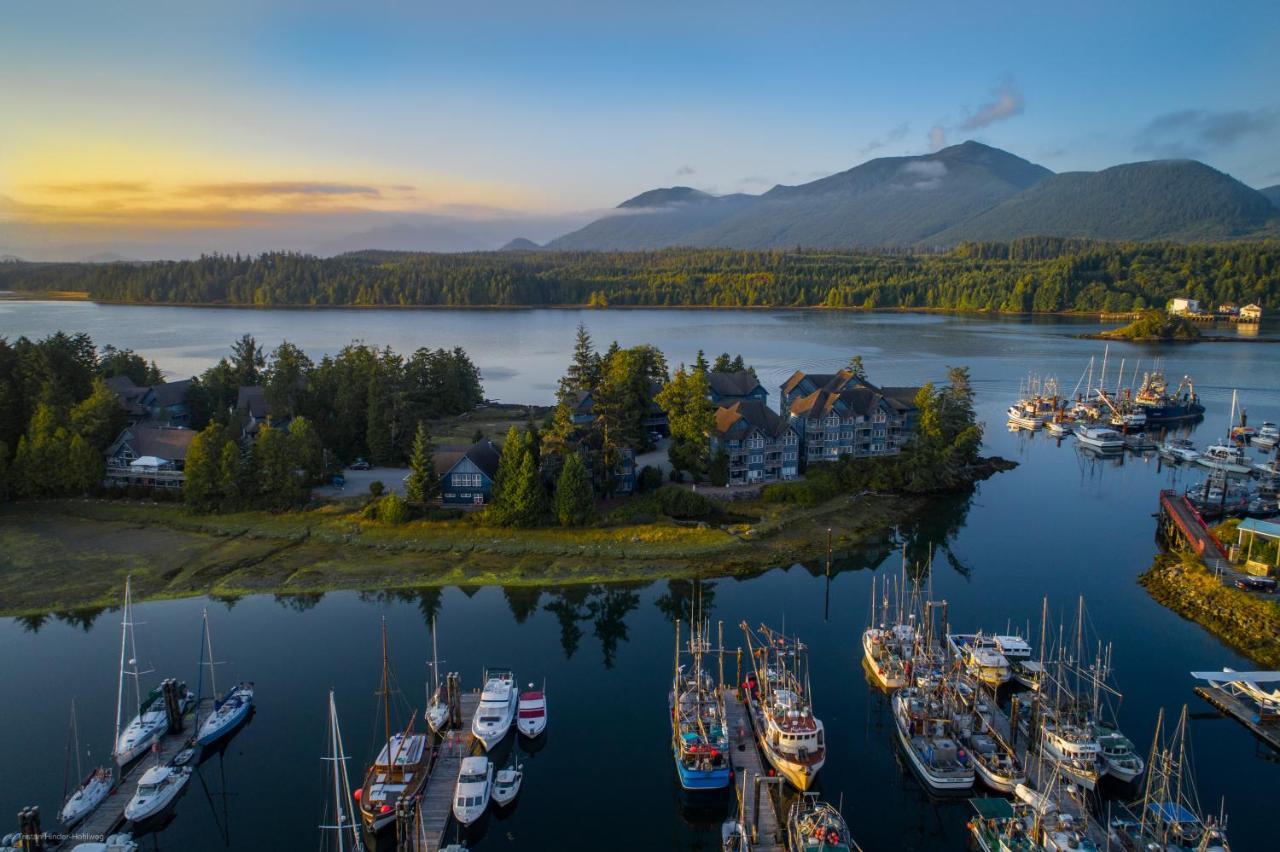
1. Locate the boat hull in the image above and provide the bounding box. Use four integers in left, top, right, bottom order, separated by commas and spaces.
60, 773, 111, 827
971, 761, 1021, 794
196, 688, 253, 746
893, 721, 974, 792
862, 630, 907, 690
673, 752, 731, 791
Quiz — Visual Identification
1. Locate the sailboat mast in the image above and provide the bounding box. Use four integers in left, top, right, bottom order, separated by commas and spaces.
204, 608, 218, 698
430, 617, 440, 698
114, 577, 131, 756
380, 618, 391, 753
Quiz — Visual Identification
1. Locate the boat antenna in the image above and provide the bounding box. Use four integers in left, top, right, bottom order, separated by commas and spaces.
380, 617, 392, 757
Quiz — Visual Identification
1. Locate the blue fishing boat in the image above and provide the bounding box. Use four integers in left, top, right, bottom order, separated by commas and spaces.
669, 617, 730, 791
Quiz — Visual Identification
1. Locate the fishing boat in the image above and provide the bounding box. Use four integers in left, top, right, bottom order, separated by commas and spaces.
1013, 660, 1047, 692
968, 798, 1042, 852
516, 682, 547, 738
786, 794, 862, 852
69, 835, 138, 852
861, 576, 912, 690
1042, 813, 1100, 851
356, 621, 431, 831
452, 755, 493, 826
948, 633, 1012, 686
124, 764, 191, 822
194, 609, 254, 747
1008, 405, 1044, 430
112, 578, 195, 768
1045, 418, 1072, 437
1159, 437, 1200, 463
1133, 371, 1205, 424
953, 681, 1025, 793
1094, 724, 1143, 783
1108, 706, 1230, 852
740, 622, 826, 791
425, 618, 450, 735
319, 690, 363, 852
892, 680, 974, 792
471, 668, 518, 751
1073, 425, 1125, 452
1197, 444, 1253, 476
60, 700, 112, 828
491, 762, 523, 807
671, 618, 730, 790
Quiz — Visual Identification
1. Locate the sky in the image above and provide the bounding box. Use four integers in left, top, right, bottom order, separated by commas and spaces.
1, 0, 1278, 260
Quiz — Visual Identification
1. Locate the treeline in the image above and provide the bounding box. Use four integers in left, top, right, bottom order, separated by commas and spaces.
3, 238, 1279, 313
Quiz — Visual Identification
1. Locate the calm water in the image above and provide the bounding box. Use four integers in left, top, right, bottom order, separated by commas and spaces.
1, 305, 1278, 850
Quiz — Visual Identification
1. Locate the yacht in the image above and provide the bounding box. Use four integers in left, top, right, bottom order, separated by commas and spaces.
892, 684, 974, 792
1159, 437, 1200, 463
491, 763, 523, 807
452, 756, 493, 826
124, 765, 191, 822
1197, 444, 1252, 476
948, 634, 1012, 686
1074, 426, 1125, 452
69, 835, 138, 852
1094, 724, 1144, 783
471, 669, 518, 750
1252, 421, 1279, 450
741, 623, 826, 791
517, 682, 547, 738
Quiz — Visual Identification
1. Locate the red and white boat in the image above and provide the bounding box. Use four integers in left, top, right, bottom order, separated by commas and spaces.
740, 622, 826, 791
516, 682, 547, 738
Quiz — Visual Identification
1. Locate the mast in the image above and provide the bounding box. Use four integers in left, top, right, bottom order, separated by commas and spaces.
430, 617, 440, 699
113, 576, 131, 759
324, 690, 363, 852
380, 617, 391, 758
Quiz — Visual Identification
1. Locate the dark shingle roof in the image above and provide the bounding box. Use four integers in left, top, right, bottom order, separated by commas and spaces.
236, 386, 270, 419
707, 370, 764, 399
435, 440, 501, 479
112, 423, 196, 462
150, 378, 193, 407
714, 400, 791, 438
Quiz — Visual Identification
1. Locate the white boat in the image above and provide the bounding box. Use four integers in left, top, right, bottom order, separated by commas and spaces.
1012, 659, 1047, 692
452, 755, 493, 825
1109, 409, 1147, 430
1094, 724, 1144, 783
861, 576, 912, 690
1074, 425, 1125, 451
124, 765, 191, 822
70, 834, 138, 852
1046, 420, 1071, 437
964, 731, 1024, 793
1197, 444, 1253, 476
516, 682, 547, 738
60, 700, 113, 828
892, 686, 974, 791
1007, 405, 1043, 430
425, 618, 450, 734
947, 634, 1011, 686
741, 623, 826, 791
471, 669, 517, 750
1039, 717, 1101, 790
194, 608, 254, 747
1252, 422, 1279, 450
491, 763, 523, 807
1159, 437, 1200, 463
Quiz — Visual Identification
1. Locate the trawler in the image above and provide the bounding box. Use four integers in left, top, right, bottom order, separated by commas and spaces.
891, 675, 975, 792
947, 633, 1012, 686
861, 576, 912, 690
968, 798, 1044, 852
1133, 371, 1205, 424
787, 794, 863, 851
740, 622, 826, 791
953, 681, 1025, 793
670, 618, 730, 790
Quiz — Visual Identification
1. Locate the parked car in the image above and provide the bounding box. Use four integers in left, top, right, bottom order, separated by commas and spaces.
1235, 575, 1277, 591
350, 458, 371, 471
330, 474, 346, 489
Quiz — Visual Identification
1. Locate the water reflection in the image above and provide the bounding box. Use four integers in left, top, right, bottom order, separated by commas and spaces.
274, 591, 325, 612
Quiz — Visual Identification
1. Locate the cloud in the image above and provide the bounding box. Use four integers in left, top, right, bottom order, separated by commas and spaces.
900, 160, 947, 190
928, 125, 947, 152
177, 181, 384, 199
960, 77, 1025, 131
860, 122, 910, 155
27, 181, 153, 195
1135, 108, 1278, 158
674, 165, 696, 177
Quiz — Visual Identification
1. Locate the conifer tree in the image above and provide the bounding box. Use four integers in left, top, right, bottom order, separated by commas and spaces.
405, 421, 439, 503
66, 433, 102, 495
553, 451, 595, 526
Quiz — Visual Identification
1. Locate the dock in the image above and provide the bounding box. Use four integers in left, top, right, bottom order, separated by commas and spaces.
52, 697, 212, 851
1194, 685, 1280, 752
1158, 489, 1232, 575
722, 686, 784, 852
414, 690, 481, 852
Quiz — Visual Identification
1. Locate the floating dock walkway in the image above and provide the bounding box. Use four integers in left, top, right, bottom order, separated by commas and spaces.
722, 686, 784, 852
1194, 684, 1280, 753
413, 690, 481, 852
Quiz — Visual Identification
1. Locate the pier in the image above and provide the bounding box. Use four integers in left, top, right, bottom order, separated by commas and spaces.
1194, 685, 1280, 753
413, 689, 481, 852
51, 696, 212, 852
722, 686, 784, 852
1157, 489, 1232, 574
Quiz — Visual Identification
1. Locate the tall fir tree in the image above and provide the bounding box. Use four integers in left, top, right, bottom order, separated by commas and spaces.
405, 421, 439, 503
553, 451, 595, 527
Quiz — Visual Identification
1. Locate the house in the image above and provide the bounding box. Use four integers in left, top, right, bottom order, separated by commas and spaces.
104, 423, 197, 489
779, 368, 865, 416
1168, 297, 1201, 316
436, 440, 501, 506
710, 401, 799, 484
103, 375, 194, 425
105, 375, 152, 420
236, 385, 290, 440
569, 383, 669, 438
786, 376, 920, 463
706, 370, 768, 406
1240, 303, 1263, 323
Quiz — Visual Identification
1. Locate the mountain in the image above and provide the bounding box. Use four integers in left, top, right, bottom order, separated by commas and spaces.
500, 237, 542, 251
933, 160, 1278, 244
546, 142, 1279, 250
80, 251, 138, 263
1262, 185, 1280, 209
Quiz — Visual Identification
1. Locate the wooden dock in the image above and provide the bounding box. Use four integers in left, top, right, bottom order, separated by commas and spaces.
414, 691, 481, 852
722, 687, 784, 852
1158, 489, 1233, 575
52, 698, 212, 851
1195, 685, 1280, 752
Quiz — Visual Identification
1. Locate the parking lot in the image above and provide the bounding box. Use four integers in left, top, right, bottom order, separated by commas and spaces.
312, 466, 410, 499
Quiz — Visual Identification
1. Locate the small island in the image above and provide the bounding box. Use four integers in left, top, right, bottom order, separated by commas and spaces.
1098, 310, 1201, 342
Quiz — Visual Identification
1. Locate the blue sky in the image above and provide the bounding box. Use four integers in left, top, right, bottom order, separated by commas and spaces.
0, 1, 1277, 257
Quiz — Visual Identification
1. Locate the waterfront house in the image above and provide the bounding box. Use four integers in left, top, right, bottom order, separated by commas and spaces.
104, 376, 194, 425
104, 423, 196, 489
706, 370, 768, 406
1168, 297, 1201, 316
105, 375, 152, 421
1240, 303, 1263, 323
570, 383, 669, 438
710, 400, 799, 484
785, 375, 920, 463
436, 440, 501, 506
236, 385, 292, 441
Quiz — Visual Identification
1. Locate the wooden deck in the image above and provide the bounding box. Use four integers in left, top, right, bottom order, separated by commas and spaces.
1195, 685, 1280, 752
414, 691, 481, 852
53, 698, 212, 851
722, 687, 784, 852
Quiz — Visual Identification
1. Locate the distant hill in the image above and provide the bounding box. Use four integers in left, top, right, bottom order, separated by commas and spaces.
1262, 185, 1280, 209
80, 251, 138, 263
500, 237, 542, 251
546, 142, 1279, 249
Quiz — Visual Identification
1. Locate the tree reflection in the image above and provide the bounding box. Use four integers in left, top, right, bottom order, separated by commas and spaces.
589, 584, 641, 669
274, 591, 324, 612
654, 578, 717, 625
502, 587, 543, 624
54, 607, 107, 632
542, 583, 641, 665
17, 612, 49, 633
543, 586, 592, 659
895, 492, 974, 581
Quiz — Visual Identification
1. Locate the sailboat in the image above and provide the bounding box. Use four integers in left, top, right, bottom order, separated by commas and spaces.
112, 577, 195, 767
740, 622, 826, 791
194, 608, 255, 747
425, 618, 450, 734
670, 617, 730, 790
355, 620, 431, 831
320, 690, 363, 852
59, 699, 113, 827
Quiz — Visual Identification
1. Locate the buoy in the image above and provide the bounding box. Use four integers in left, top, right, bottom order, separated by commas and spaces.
353, 788, 362, 801
380, 804, 392, 814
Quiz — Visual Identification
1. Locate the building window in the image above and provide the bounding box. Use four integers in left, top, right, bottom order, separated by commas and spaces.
453, 473, 482, 487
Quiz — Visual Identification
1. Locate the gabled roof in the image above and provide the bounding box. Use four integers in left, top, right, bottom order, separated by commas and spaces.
435, 440, 501, 479
236, 385, 270, 419
714, 400, 791, 439
782, 368, 861, 398
110, 423, 196, 462
790, 386, 887, 419
879, 386, 922, 412
707, 370, 764, 399
150, 378, 193, 407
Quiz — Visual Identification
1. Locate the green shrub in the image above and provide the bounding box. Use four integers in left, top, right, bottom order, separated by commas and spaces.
377, 493, 408, 525
637, 465, 663, 493
368, 480, 385, 497
654, 485, 716, 519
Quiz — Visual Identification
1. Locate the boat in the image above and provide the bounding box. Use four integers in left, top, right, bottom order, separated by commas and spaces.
861, 576, 912, 690
70, 835, 138, 852
1109, 409, 1147, 431
1159, 437, 1200, 463
425, 618, 450, 735
491, 762, 523, 807
1133, 371, 1205, 424
968, 798, 1042, 852
60, 699, 113, 828
123, 764, 191, 822
671, 617, 730, 790
1013, 660, 1047, 692
1197, 444, 1253, 476
786, 793, 862, 851
1042, 813, 1100, 851
1073, 425, 1125, 452
194, 609, 254, 747
319, 690, 363, 852
722, 774, 752, 852
1108, 706, 1230, 852
947, 633, 1012, 686
1252, 421, 1280, 450
1046, 419, 1071, 437
451, 755, 493, 826
112, 578, 195, 767
964, 728, 1025, 793
356, 620, 431, 831
517, 682, 547, 738
471, 668, 518, 751
170, 747, 196, 767
892, 678, 975, 792
1094, 724, 1143, 783
740, 622, 826, 791
1008, 405, 1044, 430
